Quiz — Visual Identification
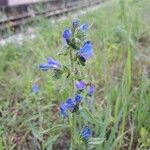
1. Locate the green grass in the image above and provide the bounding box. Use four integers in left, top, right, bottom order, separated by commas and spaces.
0, 0, 150, 149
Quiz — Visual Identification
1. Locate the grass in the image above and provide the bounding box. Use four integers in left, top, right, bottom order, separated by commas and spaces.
0, 0, 150, 149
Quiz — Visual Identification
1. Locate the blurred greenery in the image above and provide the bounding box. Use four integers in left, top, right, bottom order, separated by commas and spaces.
0, 0, 150, 149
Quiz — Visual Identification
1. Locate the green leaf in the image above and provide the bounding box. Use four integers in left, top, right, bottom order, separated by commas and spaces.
44, 135, 60, 150
79, 107, 102, 125
140, 127, 148, 140
145, 139, 150, 147
57, 45, 70, 56
89, 137, 105, 145
62, 65, 70, 74
52, 69, 63, 79
41, 124, 64, 134
0, 137, 3, 150
32, 128, 43, 141
29, 124, 43, 141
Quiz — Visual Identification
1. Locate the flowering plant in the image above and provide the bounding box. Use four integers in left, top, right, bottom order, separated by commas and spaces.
38, 19, 99, 149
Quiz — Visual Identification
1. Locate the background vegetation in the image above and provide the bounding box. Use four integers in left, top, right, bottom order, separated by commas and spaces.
0, 0, 150, 149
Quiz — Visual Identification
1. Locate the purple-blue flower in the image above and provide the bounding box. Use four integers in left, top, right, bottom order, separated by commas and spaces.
74, 94, 82, 103
62, 29, 72, 40
75, 80, 86, 90
88, 84, 95, 97
59, 96, 81, 117
39, 64, 50, 71
78, 41, 93, 62
47, 57, 61, 69
39, 57, 61, 71
32, 83, 39, 93
60, 103, 68, 118
79, 23, 89, 32
66, 98, 76, 111
81, 126, 91, 140
72, 19, 80, 28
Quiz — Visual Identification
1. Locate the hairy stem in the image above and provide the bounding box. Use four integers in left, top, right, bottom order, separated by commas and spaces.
69, 48, 76, 150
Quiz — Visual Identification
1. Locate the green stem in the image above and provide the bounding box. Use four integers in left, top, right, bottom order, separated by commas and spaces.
69, 48, 76, 150
69, 48, 74, 88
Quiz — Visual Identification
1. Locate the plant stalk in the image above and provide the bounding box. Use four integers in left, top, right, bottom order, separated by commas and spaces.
69, 48, 76, 150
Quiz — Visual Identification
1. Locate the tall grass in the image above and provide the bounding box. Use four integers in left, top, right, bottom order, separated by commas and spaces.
0, 0, 150, 149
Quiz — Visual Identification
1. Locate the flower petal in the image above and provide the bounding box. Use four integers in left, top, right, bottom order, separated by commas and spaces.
32, 83, 39, 93
88, 84, 95, 96
74, 94, 82, 103
39, 58, 61, 71
66, 98, 76, 111
79, 41, 93, 61
79, 23, 89, 32
39, 64, 50, 71
47, 57, 60, 69
62, 29, 72, 40
81, 126, 91, 140
60, 103, 68, 118
75, 80, 86, 90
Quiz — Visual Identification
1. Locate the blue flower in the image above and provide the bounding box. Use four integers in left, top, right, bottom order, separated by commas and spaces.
62, 29, 72, 40
81, 126, 91, 140
88, 84, 95, 97
79, 23, 89, 32
39, 57, 61, 71
39, 64, 50, 71
47, 57, 61, 69
66, 98, 76, 111
75, 80, 86, 90
72, 19, 80, 28
60, 96, 81, 117
60, 103, 68, 118
78, 41, 93, 62
74, 94, 82, 103
32, 83, 39, 93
